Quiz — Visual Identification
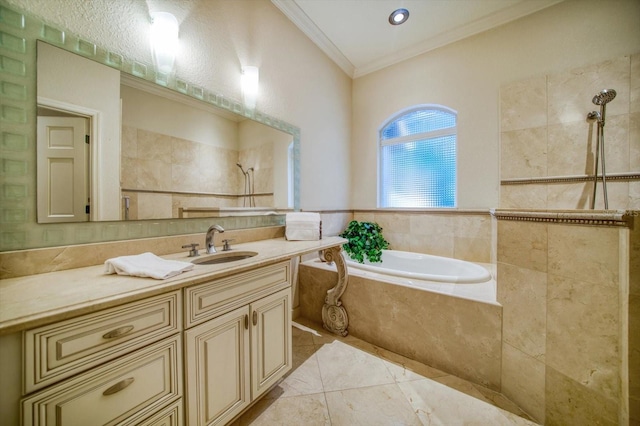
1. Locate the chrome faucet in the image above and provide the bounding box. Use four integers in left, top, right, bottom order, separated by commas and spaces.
205, 224, 225, 254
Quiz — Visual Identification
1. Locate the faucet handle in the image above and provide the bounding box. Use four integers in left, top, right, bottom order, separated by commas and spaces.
221, 239, 234, 252
181, 243, 200, 257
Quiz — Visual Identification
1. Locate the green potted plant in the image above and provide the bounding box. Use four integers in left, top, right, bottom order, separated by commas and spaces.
339, 220, 389, 263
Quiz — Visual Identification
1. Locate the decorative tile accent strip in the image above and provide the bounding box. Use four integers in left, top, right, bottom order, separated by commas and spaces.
501, 173, 640, 185
490, 209, 636, 227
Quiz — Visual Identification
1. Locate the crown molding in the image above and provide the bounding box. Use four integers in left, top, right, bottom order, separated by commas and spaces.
273, 0, 563, 79
271, 0, 355, 77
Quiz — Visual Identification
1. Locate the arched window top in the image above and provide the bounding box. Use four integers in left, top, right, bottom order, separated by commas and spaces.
380, 105, 456, 141
378, 104, 457, 208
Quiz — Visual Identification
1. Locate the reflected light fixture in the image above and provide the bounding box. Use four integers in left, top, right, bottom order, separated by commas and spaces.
241, 66, 259, 110
150, 12, 179, 73
389, 8, 409, 25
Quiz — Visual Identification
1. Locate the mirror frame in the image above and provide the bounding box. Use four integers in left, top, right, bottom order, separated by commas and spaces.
0, 3, 300, 251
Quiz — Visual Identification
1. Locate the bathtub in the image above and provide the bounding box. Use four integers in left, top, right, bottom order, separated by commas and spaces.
298, 250, 502, 387
343, 250, 497, 304
345, 250, 491, 284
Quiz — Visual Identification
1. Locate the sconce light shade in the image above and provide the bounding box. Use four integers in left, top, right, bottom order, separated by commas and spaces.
241, 66, 259, 110
150, 12, 179, 74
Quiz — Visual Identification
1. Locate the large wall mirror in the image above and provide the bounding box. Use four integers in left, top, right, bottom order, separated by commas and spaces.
37, 41, 295, 223
0, 3, 299, 251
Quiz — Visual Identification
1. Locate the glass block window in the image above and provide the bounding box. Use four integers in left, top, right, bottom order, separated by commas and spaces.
379, 106, 457, 208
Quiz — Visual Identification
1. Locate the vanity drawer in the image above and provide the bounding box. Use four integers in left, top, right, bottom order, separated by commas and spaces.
24, 291, 181, 393
22, 335, 182, 426
185, 261, 290, 328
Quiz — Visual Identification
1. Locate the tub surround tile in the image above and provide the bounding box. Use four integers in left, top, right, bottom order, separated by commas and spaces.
546, 273, 621, 400
501, 342, 546, 424
501, 127, 548, 179
371, 213, 411, 234
500, 75, 547, 132
545, 367, 618, 426
137, 129, 172, 161
497, 263, 546, 361
453, 236, 491, 263
497, 221, 548, 272
136, 193, 173, 220
631, 112, 640, 171
324, 384, 422, 426
547, 224, 619, 284
453, 215, 493, 240
409, 233, 455, 258
631, 53, 640, 114
298, 264, 502, 390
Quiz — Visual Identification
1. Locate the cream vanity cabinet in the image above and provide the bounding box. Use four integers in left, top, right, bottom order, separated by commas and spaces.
183, 261, 293, 426
20, 291, 183, 426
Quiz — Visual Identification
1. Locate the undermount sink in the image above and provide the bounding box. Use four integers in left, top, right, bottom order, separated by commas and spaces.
191, 251, 258, 265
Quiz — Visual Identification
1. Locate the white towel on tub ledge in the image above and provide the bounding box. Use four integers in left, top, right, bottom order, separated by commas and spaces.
285, 212, 321, 241
105, 252, 194, 280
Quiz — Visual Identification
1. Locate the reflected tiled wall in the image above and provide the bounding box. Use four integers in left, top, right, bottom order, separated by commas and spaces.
353, 211, 493, 264
121, 126, 276, 219
497, 218, 636, 424
500, 53, 640, 209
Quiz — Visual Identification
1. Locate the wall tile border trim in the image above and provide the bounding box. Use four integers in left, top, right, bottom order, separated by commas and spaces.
501, 172, 640, 185
490, 208, 636, 227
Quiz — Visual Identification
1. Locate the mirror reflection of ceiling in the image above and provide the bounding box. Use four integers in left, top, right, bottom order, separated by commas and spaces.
37, 42, 293, 223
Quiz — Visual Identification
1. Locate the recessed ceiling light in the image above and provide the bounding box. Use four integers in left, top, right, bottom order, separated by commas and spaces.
389, 8, 409, 25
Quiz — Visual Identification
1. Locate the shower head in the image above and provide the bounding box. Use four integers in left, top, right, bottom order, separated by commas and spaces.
592, 89, 616, 106
590, 89, 616, 127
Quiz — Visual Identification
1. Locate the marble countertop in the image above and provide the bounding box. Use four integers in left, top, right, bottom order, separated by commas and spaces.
0, 237, 346, 335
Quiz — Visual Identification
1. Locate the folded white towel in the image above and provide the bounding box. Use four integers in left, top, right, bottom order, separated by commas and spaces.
105, 252, 194, 280
286, 212, 321, 241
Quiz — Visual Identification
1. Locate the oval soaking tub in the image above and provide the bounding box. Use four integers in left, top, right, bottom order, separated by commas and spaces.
345, 249, 492, 284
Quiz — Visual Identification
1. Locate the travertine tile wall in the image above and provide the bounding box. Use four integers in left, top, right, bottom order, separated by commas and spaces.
121, 126, 275, 219
298, 263, 503, 390
497, 218, 636, 425
500, 53, 640, 209
352, 211, 493, 264
630, 215, 640, 425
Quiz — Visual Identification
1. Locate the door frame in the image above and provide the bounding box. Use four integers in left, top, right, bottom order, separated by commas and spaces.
38, 96, 101, 221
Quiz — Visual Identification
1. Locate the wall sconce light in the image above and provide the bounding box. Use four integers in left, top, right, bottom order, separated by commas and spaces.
150, 12, 179, 74
241, 66, 259, 110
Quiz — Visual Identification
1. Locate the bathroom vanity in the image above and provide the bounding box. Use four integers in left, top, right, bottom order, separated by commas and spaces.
0, 237, 345, 426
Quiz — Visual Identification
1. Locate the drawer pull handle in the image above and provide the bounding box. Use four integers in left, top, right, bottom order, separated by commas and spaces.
252, 311, 258, 326
103, 377, 135, 396
244, 314, 249, 329
102, 325, 135, 340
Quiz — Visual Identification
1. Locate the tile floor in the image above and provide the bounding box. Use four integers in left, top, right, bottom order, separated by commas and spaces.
232, 318, 539, 426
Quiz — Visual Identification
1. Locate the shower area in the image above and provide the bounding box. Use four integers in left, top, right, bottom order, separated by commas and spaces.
496, 53, 639, 425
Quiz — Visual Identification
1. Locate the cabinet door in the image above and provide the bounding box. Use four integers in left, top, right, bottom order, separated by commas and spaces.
185, 305, 250, 426
251, 288, 292, 399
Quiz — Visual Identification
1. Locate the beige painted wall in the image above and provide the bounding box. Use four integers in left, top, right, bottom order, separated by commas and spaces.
351, 0, 640, 209
9, 0, 351, 211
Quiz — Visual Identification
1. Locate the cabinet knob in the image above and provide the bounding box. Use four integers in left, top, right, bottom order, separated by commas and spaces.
244, 314, 249, 329
252, 310, 258, 326
103, 377, 135, 396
